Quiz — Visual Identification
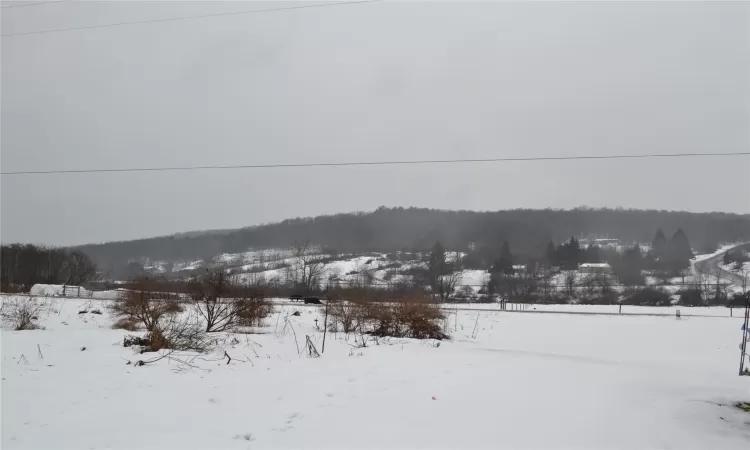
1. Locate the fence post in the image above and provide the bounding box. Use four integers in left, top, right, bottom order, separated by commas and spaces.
619, 304, 622, 314
739, 299, 749, 376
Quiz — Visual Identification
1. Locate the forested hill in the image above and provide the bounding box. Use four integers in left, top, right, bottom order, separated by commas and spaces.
76, 207, 750, 271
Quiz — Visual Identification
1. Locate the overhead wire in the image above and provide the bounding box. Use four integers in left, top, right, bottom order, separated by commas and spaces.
2, 152, 748, 176
1, 0, 63, 9
1, 0, 383, 37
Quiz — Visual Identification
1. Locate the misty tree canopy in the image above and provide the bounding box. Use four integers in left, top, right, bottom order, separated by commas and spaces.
72, 207, 749, 276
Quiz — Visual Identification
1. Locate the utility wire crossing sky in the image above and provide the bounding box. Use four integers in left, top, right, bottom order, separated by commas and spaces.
2, 152, 749, 176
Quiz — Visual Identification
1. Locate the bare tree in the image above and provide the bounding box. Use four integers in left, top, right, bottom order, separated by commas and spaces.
678, 267, 692, 286
435, 271, 462, 302
738, 265, 749, 295
285, 241, 326, 292
582, 274, 597, 297
594, 273, 612, 294
1, 244, 99, 291
691, 270, 713, 304
350, 261, 374, 288
63, 251, 98, 286
189, 270, 234, 332
563, 270, 578, 298
518, 271, 538, 298
189, 269, 270, 332
538, 275, 553, 298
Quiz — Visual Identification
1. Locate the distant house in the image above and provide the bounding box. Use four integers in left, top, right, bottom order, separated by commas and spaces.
578, 263, 612, 274
512, 264, 527, 274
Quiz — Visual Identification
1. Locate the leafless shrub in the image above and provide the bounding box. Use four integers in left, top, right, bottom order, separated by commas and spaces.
1, 296, 45, 330
150, 315, 208, 352
189, 269, 271, 332
188, 270, 234, 332
110, 277, 180, 331
328, 300, 361, 333
112, 317, 139, 331
125, 315, 207, 353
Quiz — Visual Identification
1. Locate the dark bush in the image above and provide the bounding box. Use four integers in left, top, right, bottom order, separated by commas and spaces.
578, 292, 618, 305
727, 293, 749, 308
678, 289, 703, 306
622, 288, 671, 306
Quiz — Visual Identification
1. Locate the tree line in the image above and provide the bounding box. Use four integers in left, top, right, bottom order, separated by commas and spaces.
1, 244, 98, 292
75, 207, 750, 277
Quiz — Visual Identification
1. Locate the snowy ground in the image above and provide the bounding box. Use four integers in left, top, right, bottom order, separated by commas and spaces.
3, 296, 749, 449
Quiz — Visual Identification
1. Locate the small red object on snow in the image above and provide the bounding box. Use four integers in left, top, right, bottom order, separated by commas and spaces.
432, 396, 436, 400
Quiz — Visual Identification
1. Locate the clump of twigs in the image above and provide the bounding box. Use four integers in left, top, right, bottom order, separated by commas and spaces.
123, 315, 207, 353
112, 317, 139, 331
1, 296, 45, 330
188, 270, 272, 332
328, 300, 361, 333
110, 277, 182, 331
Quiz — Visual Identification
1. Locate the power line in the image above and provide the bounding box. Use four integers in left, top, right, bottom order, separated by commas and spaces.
1, 151, 748, 176
1, 0, 62, 9
1, 0, 382, 37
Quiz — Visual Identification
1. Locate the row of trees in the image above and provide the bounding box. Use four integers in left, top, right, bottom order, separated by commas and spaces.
77, 207, 750, 276
650, 228, 693, 275
1, 244, 98, 292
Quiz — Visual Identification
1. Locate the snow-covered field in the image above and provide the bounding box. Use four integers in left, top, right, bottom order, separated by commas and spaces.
3, 296, 749, 449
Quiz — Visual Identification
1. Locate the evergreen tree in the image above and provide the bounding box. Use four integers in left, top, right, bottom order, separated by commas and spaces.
651, 228, 667, 261
612, 244, 645, 287
668, 229, 693, 273
545, 241, 557, 267
583, 245, 602, 263
428, 242, 447, 289
492, 241, 513, 274
557, 237, 582, 270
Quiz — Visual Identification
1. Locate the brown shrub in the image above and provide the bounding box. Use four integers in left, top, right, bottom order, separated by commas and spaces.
112, 317, 139, 331
392, 300, 448, 340
111, 277, 180, 331
363, 299, 448, 340
236, 297, 273, 327
133, 316, 208, 353
164, 300, 185, 314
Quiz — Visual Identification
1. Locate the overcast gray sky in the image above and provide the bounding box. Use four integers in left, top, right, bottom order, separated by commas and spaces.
1, 0, 749, 246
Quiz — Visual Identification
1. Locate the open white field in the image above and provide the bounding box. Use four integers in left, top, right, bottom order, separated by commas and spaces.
2, 296, 749, 449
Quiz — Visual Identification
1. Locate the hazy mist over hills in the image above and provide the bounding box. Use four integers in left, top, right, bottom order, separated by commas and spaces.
76, 207, 750, 273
